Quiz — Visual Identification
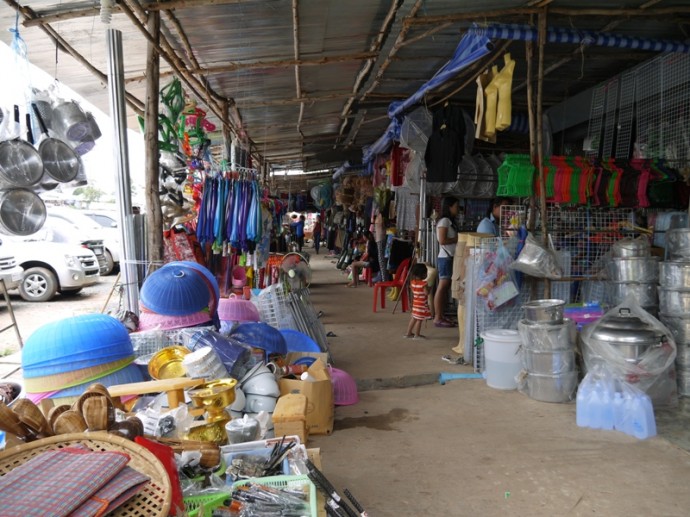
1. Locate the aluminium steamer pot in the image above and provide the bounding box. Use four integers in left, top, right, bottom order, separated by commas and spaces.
659, 288, 690, 315
659, 261, 690, 289
605, 257, 659, 283
589, 308, 666, 363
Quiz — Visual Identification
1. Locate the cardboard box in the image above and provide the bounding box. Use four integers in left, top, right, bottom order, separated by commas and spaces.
273, 393, 308, 443
279, 358, 334, 435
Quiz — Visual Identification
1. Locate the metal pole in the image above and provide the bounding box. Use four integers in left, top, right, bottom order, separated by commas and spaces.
106, 29, 139, 313
419, 173, 427, 261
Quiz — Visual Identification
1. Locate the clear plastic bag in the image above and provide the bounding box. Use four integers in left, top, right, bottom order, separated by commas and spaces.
580, 296, 677, 407
475, 239, 519, 311
511, 232, 563, 279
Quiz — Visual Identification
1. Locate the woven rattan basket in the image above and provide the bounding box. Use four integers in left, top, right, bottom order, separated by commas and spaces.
0, 432, 172, 516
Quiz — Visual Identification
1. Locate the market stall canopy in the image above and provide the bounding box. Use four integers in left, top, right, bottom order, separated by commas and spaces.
1, 0, 689, 171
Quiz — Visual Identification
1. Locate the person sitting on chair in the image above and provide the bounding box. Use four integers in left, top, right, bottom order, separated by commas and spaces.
347, 231, 379, 288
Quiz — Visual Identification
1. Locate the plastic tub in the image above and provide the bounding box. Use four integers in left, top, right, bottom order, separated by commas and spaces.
482, 329, 522, 390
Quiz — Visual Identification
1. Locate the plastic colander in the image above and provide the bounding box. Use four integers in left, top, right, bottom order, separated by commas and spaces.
329, 366, 359, 406
137, 310, 212, 332
140, 266, 211, 316
161, 261, 220, 317
218, 296, 261, 323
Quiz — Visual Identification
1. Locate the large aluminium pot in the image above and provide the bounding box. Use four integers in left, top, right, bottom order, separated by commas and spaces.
611, 238, 650, 258
589, 308, 667, 364
522, 299, 565, 324
659, 261, 690, 289
605, 257, 659, 283
666, 229, 690, 261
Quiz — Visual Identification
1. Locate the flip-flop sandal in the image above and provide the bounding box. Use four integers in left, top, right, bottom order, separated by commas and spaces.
434, 320, 453, 328
413, 335, 427, 340
441, 354, 465, 365
403, 334, 414, 339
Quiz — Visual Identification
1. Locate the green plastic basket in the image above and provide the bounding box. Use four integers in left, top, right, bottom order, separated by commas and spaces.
184, 491, 232, 517
232, 474, 317, 517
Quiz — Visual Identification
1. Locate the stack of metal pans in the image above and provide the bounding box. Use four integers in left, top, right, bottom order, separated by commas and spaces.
517, 300, 578, 403
659, 258, 690, 396
606, 239, 659, 316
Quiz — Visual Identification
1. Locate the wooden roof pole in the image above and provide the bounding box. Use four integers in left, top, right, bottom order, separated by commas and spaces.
336, 0, 403, 144
536, 8, 549, 297
144, 9, 163, 269
292, 0, 305, 165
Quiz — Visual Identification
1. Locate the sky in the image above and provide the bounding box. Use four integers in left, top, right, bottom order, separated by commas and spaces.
0, 40, 145, 197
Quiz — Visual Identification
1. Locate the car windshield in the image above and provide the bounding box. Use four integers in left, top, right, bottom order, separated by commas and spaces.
48, 209, 102, 231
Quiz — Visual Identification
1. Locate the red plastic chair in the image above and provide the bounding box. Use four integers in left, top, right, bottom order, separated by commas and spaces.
373, 258, 411, 313
362, 267, 374, 287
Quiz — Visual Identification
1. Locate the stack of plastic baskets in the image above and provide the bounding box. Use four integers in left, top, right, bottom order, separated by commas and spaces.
22, 314, 143, 404
257, 284, 295, 330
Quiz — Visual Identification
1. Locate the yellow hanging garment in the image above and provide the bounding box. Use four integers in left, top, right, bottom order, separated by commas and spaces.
475, 68, 496, 143
483, 65, 500, 139
495, 53, 516, 132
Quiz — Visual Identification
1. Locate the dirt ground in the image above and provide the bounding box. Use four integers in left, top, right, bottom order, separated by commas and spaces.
3, 252, 690, 516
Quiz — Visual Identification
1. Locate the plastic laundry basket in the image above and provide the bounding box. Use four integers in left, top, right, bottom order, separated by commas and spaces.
329, 366, 359, 406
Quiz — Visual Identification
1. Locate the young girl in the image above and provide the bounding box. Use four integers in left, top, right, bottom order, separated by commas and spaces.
405, 263, 432, 339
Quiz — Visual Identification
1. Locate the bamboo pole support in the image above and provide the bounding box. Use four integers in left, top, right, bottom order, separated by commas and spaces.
144, 9, 164, 269
536, 9, 550, 298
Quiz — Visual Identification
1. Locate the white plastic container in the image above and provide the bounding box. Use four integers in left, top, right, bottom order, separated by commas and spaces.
482, 329, 522, 390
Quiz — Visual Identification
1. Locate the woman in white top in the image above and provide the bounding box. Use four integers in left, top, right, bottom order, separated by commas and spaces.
434, 197, 460, 327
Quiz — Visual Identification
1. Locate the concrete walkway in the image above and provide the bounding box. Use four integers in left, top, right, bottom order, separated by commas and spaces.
306, 252, 690, 516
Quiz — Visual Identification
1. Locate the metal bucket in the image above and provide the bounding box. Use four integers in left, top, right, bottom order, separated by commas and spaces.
659, 288, 690, 315
610, 281, 657, 307
0, 188, 47, 235
522, 299, 565, 324
659, 314, 690, 344
521, 349, 576, 375
523, 371, 578, 403
659, 261, 690, 288
666, 229, 690, 261
605, 257, 659, 283
51, 101, 89, 141
675, 344, 690, 368
518, 319, 575, 351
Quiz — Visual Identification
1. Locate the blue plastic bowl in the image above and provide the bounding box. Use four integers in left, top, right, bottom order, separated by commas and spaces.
279, 329, 321, 353
228, 322, 287, 356
161, 261, 220, 316
22, 314, 134, 376
140, 265, 212, 316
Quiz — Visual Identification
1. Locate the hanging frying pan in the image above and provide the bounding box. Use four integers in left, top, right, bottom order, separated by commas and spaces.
25, 113, 58, 192
0, 105, 43, 188
31, 102, 80, 183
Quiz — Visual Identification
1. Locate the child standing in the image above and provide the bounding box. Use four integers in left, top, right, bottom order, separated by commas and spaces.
405, 263, 432, 339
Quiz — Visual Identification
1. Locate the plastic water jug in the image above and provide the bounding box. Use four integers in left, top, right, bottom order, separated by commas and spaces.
576, 381, 591, 428
631, 392, 657, 440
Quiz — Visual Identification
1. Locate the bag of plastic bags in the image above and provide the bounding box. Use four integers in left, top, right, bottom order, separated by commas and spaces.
475, 239, 519, 311
511, 232, 563, 279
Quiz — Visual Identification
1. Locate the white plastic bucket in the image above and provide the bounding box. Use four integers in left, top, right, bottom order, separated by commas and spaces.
483, 329, 522, 390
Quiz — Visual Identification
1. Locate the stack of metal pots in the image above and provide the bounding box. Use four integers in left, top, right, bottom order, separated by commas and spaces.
517, 299, 578, 403
659, 228, 690, 396
606, 238, 659, 316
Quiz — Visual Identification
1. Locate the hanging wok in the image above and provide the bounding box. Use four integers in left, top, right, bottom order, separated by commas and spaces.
31, 102, 80, 183
0, 105, 43, 188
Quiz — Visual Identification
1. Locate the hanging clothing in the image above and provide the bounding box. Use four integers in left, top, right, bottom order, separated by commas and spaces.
395, 186, 419, 232
424, 103, 466, 183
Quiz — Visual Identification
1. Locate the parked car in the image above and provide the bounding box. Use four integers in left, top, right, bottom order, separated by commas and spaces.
44, 207, 113, 275
2, 234, 100, 302
0, 238, 24, 292
82, 210, 121, 274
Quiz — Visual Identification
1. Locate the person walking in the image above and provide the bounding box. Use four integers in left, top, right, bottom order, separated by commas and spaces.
291, 214, 306, 252
434, 197, 460, 327
313, 215, 322, 254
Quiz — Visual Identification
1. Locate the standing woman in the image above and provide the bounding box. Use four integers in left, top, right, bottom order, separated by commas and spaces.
434, 197, 460, 327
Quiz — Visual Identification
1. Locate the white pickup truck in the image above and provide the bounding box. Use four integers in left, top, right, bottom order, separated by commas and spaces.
2, 234, 100, 302
0, 239, 24, 292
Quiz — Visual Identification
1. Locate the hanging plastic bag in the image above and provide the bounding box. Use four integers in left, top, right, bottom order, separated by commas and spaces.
475, 239, 519, 311
510, 232, 563, 279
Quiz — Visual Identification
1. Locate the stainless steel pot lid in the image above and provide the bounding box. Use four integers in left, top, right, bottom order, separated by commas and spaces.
591, 309, 664, 344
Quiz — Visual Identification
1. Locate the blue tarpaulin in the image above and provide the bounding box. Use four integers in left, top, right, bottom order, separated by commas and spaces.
469, 23, 690, 53
362, 31, 492, 164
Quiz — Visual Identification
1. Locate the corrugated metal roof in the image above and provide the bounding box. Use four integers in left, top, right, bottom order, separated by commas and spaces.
1, 0, 689, 172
